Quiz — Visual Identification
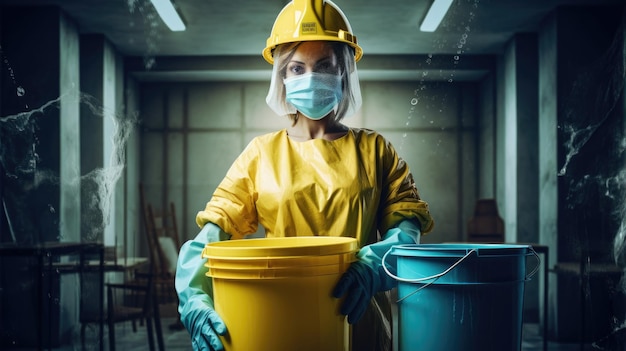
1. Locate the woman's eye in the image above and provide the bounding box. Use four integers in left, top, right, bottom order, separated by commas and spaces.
316, 62, 337, 74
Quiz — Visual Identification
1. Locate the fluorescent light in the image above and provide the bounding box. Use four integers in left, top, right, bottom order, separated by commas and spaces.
150, 0, 186, 31
420, 0, 454, 32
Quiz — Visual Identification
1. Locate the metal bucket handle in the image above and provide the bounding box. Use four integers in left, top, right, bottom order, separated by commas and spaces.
381, 245, 541, 303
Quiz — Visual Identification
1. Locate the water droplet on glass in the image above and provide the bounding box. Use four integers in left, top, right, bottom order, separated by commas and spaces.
411, 98, 418, 105
144, 57, 155, 70
16, 86, 25, 96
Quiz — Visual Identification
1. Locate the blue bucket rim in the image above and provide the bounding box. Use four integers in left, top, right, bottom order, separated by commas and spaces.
389, 243, 532, 257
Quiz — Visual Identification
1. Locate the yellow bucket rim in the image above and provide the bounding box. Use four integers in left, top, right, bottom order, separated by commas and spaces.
204, 251, 356, 269
202, 236, 358, 258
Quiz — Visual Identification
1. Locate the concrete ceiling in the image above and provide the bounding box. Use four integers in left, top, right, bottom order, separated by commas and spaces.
2, 0, 624, 81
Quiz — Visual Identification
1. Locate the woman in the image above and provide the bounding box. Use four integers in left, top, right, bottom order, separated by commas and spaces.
175, 1, 434, 350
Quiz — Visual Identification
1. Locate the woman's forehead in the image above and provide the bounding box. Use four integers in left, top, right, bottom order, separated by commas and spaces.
291, 41, 336, 61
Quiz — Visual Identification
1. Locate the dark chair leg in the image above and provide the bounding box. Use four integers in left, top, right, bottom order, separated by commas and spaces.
146, 317, 156, 351
108, 321, 116, 351
81, 324, 86, 351
153, 297, 165, 351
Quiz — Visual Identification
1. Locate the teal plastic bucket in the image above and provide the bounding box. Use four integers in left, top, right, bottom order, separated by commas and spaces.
384, 244, 539, 351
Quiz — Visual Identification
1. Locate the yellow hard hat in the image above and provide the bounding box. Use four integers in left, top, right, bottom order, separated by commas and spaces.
263, 0, 363, 64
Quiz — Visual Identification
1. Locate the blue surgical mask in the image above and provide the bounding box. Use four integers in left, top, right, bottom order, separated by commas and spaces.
284, 72, 342, 120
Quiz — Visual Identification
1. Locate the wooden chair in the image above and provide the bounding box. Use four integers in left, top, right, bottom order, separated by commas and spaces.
145, 203, 181, 304
80, 266, 164, 351
139, 184, 183, 330
467, 198, 505, 243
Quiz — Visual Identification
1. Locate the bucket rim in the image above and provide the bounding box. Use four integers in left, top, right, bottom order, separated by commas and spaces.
203, 236, 358, 258
204, 251, 357, 269
389, 243, 532, 257
203, 251, 357, 261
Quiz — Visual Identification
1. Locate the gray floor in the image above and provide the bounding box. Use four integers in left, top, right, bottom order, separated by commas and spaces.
110, 321, 579, 351
105, 317, 596, 351
28, 303, 611, 351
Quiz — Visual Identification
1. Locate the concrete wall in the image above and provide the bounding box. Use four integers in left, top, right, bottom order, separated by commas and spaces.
139, 79, 479, 245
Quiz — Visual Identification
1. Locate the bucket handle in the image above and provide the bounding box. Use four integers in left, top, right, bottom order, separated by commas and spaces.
382, 245, 541, 303
381, 248, 477, 284
526, 246, 541, 281
382, 248, 477, 303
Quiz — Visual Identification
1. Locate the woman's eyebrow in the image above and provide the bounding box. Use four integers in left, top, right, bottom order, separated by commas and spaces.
315, 56, 333, 64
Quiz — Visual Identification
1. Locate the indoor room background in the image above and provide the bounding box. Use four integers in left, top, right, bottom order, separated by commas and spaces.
0, 0, 625, 349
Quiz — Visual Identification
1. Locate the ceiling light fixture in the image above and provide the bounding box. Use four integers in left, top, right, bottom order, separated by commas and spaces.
420, 0, 454, 32
150, 0, 186, 31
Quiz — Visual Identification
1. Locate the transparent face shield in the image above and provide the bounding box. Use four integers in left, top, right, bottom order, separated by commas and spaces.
265, 42, 362, 122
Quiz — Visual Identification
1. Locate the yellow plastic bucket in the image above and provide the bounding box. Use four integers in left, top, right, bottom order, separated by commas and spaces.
202, 236, 358, 351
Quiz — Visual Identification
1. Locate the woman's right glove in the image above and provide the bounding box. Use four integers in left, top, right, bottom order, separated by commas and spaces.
176, 223, 230, 351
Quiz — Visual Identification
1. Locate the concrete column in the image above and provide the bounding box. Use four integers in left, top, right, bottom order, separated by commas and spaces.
79, 35, 105, 243
499, 32, 540, 321
80, 34, 126, 254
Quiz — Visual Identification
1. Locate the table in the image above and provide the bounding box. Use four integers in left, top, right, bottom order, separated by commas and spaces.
0, 242, 104, 351
61, 256, 149, 274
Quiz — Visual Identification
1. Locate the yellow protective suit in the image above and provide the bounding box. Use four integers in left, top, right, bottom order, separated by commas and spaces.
195, 127, 433, 351
196, 128, 433, 246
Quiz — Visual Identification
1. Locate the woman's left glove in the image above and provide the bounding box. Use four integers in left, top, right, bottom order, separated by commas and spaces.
332, 220, 421, 324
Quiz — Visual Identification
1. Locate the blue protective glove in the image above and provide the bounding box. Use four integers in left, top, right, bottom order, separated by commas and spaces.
176, 223, 230, 351
332, 219, 421, 324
